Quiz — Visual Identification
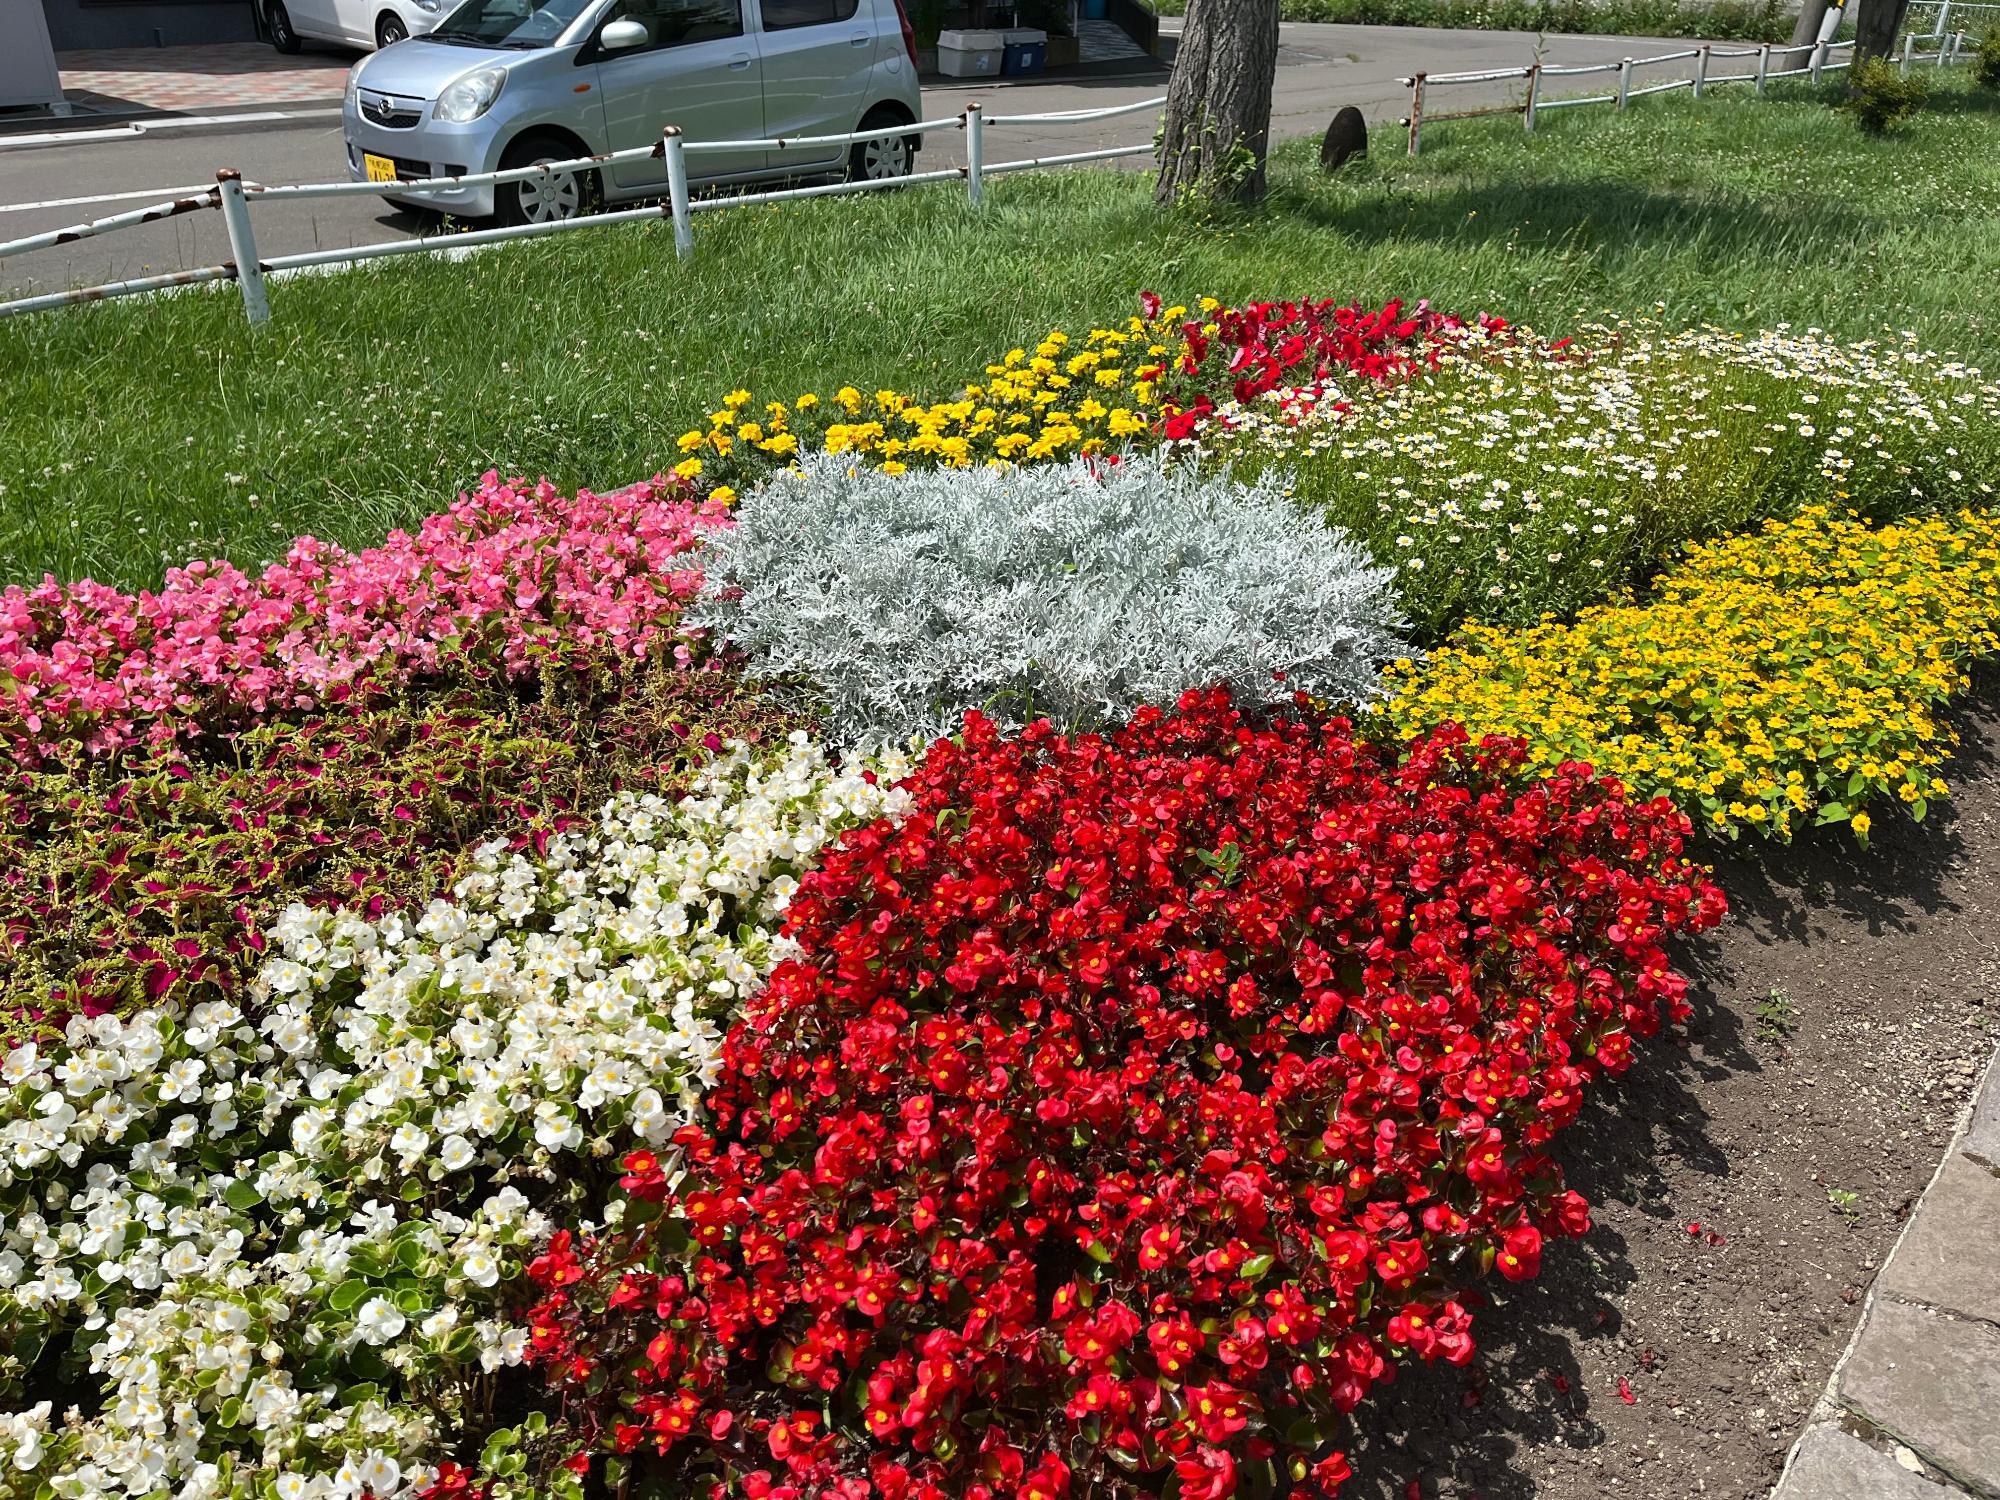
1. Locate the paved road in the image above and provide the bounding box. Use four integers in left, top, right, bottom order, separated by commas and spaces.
0, 23, 1724, 296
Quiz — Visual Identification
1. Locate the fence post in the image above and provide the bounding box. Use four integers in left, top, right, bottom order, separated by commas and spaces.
1755, 42, 1770, 92
1901, 30, 1915, 69
214, 169, 268, 327
1810, 37, 1826, 81
661, 125, 693, 259
1936, 0, 1952, 34
1406, 73, 1425, 156
1523, 63, 1540, 132
1690, 43, 1708, 98
1617, 56, 1634, 107
965, 101, 984, 208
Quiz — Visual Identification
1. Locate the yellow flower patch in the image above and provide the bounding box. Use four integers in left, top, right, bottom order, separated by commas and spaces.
1384, 506, 2000, 841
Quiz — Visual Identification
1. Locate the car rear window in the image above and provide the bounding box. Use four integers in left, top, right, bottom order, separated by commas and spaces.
759, 0, 860, 29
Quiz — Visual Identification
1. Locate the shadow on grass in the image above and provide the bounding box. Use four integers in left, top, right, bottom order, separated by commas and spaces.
1265, 162, 1883, 271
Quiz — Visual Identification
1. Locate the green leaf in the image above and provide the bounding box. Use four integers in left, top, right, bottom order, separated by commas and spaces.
222, 1180, 263, 1212
1083, 1238, 1112, 1264
327, 1279, 370, 1313
1912, 797, 1929, 822
1238, 1253, 1275, 1282
1814, 801, 1849, 825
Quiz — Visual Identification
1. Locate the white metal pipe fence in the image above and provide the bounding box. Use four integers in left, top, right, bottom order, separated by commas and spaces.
0, 94, 1165, 327
1399, 29, 1972, 154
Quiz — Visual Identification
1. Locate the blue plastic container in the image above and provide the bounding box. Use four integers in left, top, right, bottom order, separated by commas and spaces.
1001, 27, 1047, 73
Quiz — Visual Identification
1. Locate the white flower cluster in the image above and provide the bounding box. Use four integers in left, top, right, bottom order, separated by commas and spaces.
0, 733, 908, 1500
1186, 321, 2000, 617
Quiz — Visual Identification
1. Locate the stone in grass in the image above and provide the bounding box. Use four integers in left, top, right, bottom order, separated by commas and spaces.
1320, 106, 1367, 173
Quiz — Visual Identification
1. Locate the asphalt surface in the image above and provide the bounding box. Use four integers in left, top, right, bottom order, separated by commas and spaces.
0, 23, 1727, 296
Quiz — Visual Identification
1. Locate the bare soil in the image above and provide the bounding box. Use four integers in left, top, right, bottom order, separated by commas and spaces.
1339, 683, 2000, 1500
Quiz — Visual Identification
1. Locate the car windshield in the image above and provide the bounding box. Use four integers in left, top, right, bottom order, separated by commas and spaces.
429, 0, 596, 46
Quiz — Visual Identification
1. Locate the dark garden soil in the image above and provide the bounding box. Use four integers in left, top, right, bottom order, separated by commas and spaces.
1337, 679, 2000, 1500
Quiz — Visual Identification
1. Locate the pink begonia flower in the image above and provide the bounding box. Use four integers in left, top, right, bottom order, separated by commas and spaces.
0, 473, 731, 761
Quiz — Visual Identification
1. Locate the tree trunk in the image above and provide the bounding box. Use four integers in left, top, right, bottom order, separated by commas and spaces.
1154, 0, 1281, 208
1852, 0, 1912, 61
1790, 0, 1830, 47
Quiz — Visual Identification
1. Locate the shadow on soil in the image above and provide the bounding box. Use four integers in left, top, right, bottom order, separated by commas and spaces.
1335, 681, 1997, 1498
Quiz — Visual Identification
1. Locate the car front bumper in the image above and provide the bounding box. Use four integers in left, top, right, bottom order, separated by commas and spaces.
342, 100, 500, 219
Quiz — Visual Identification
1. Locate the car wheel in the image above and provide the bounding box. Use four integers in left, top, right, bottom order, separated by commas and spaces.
849, 108, 917, 183
494, 137, 598, 227
375, 12, 408, 46
267, 0, 303, 53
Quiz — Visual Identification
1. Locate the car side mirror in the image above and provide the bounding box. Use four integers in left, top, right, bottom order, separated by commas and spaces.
599, 17, 650, 48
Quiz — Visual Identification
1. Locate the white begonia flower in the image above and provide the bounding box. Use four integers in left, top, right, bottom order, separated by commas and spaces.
458, 1251, 499, 1289
437, 1135, 475, 1172
353, 1298, 407, 1346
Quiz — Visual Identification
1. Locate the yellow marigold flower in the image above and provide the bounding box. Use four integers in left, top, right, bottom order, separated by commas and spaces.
724, 389, 752, 409
673, 457, 704, 479
710, 485, 738, 505
795, 392, 820, 410
677, 430, 706, 454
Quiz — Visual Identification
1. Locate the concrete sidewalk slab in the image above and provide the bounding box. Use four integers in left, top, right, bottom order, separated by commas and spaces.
1773, 1044, 2000, 1500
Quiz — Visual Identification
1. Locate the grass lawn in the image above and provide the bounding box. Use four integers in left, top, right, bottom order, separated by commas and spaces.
2, 74, 1997, 589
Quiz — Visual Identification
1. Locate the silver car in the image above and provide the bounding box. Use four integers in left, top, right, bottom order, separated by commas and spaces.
341, 0, 924, 224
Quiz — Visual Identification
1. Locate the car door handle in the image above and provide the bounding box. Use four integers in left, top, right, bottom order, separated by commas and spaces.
849, 28, 869, 44
728, 51, 751, 68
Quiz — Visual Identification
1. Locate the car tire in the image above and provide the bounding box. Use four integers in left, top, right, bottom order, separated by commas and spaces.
493, 135, 599, 227
267, 0, 303, 53
375, 12, 408, 46
848, 107, 918, 183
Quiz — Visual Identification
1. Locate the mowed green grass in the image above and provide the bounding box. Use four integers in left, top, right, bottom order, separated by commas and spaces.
2, 73, 1997, 588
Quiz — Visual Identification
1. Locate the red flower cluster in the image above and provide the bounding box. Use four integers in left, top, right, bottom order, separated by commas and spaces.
501, 693, 1724, 1500
1139, 295, 1509, 437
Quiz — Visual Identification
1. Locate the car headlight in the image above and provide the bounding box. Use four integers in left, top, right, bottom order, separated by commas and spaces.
433, 67, 505, 122
345, 58, 365, 108
414, 0, 441, 9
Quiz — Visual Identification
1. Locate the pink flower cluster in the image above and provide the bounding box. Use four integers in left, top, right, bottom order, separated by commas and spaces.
0, 473, 729, 760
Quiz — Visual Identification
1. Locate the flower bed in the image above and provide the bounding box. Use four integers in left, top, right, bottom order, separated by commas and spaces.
7, 289, 2000, 1500
673, 297, 1480, 491
1215, 323, 2000, 635
0, 669, 791, 1035
502, 693, 1724, 1500
0, 734, 909, 1498
0, 474, 728, 762
1385, 505, 2000, 839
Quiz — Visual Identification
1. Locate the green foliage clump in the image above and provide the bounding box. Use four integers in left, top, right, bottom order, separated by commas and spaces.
1976, 28, 2000, 89
1840, 57, 1929, 135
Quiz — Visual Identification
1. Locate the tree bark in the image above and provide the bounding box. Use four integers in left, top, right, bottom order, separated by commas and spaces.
1852, 0, 1913, 62
1154, 0, 1281, 208
1790, 0, 1830, 47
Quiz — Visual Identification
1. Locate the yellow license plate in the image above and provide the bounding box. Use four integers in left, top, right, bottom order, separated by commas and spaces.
364, 152, 398, 183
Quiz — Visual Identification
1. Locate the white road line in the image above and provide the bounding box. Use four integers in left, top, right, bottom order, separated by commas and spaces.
0, 184, 222, 215
0, 107, 340, 152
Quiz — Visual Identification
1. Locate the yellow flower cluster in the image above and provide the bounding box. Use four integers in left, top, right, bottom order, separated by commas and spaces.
1383, 505, 2000, 841
669, 306, 1217, 487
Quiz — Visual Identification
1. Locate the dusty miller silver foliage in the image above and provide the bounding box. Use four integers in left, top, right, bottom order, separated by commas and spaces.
690, 452, 1410, 747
